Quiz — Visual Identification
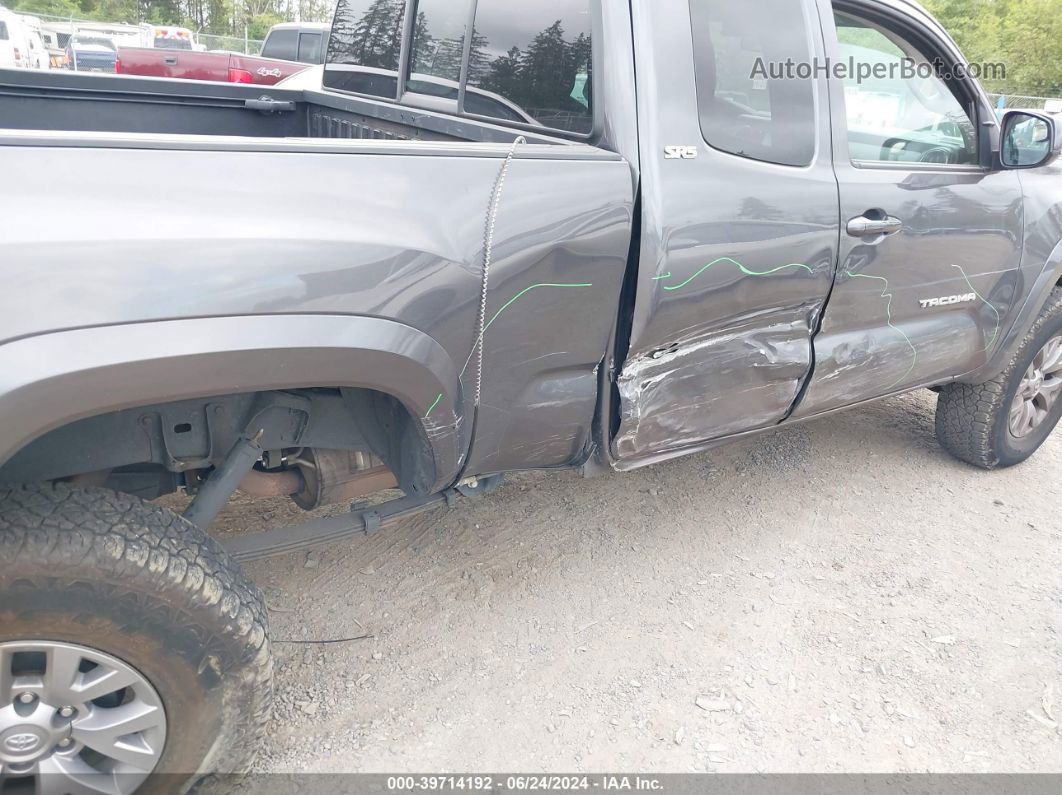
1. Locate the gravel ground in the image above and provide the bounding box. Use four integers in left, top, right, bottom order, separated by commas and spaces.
206, 391, 1061, 773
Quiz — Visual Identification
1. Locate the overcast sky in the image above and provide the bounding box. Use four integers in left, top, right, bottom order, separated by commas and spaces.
473, 0, 592, 58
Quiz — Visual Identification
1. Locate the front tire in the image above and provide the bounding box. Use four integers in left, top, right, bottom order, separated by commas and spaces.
936, 287, 1062, 469
0, 483, 273, 793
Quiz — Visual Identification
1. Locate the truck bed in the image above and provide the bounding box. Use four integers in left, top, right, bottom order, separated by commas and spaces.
0, 69, 557, 145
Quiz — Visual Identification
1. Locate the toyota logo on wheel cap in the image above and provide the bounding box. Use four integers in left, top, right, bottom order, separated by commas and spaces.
4, 732, 41, 753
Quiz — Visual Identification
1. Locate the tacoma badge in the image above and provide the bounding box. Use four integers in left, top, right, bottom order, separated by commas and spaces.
919, 293, 977, 309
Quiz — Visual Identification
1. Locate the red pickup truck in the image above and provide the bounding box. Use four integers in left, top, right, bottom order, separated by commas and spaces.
115, 48, 309, 85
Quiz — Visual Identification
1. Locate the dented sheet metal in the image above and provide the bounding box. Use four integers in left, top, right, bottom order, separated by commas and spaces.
615, 312, 815, 459
614, 2, 840, 465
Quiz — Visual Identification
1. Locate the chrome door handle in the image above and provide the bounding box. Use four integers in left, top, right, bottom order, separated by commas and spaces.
847, 214, 903, 237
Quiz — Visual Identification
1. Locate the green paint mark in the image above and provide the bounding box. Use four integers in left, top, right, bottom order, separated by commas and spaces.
482, 282, 594, 333
846, 270, 918, 389
447, 281, 597, 393
659, 257, 814, 292
424, 393, 443, 419
459, 282, 595, 380
950, 263, 1001, 351
652, 272, 672, 281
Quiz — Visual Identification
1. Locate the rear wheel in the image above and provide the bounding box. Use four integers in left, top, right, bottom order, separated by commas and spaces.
936, 287, 1062, 468
0, 483, 273, 793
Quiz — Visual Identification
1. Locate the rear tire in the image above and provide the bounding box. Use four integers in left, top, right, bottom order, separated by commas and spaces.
0, 483, 273, 793
935, 287, 1062, 469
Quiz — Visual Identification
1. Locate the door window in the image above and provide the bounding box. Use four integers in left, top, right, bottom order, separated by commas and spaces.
834, 12, 977, 165
690, 0, 817, 167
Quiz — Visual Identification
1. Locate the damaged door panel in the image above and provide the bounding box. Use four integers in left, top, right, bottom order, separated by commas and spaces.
614, 0, 839, 464
616, 308, 821, 459
792, 6, 1025, 418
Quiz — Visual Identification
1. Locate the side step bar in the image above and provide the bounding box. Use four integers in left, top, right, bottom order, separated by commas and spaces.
224, 490, 457, 563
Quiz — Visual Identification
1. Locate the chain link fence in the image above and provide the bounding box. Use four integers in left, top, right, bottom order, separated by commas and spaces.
987, 93, 1062, 111
195, 32, 264, 55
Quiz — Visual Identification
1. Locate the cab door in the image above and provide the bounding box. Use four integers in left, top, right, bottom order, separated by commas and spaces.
792, 1, 1024, 419
614, 0, 839, 465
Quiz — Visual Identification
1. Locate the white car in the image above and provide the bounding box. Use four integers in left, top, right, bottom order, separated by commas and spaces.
20, 15, 50, 69
0, 7, 27, 69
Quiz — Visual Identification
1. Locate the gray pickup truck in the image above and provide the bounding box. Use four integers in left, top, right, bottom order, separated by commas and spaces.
2, 0, 1061, 789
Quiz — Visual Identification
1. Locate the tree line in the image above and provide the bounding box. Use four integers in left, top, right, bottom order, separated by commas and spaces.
923, 0, 1061, 97
8, 0, 332, 41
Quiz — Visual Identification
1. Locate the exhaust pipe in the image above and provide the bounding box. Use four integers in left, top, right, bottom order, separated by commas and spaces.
236, 449, 397, 510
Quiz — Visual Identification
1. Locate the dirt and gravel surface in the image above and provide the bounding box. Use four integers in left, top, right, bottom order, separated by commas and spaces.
202, 391, 1062, 774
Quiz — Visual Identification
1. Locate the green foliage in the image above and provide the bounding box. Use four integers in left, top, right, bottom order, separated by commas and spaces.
10, 0, 332, 45
246, 10, 281, 40
998, 0, 1062, 96
11, 0, 82, 17
923, 0, 1062, 97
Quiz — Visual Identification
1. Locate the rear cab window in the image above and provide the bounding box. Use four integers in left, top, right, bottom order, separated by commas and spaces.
690, 0, 817, 167
297, 31, 322, 63
467, 0, 594, 134
0, 22, 8, 41
264, 28, 299, 62
409, 0, 467, 87
324, 0, 594, 136
325, 0, 405, 98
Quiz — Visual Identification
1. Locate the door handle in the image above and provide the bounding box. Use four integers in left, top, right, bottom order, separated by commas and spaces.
847, 213, 903, 238
164, 56, 178, 65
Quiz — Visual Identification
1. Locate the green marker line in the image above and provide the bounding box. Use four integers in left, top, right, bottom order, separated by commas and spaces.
424, 393, 443, 419
660, 257, 814, 292
458, 282, 596, 381
847, 271, 918, 389
483, 282, 594, 333
652, 272, 672, 281
950, 264, 1001, 351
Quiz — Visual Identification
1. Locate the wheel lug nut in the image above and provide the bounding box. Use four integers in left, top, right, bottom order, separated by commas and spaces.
17, 692, 36, 704
57, 737, 73, 749
58, 706, 76, 718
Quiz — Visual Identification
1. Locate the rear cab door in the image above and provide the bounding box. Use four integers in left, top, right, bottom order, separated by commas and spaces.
793, 0, 1024, 418
614, 0, 839, 465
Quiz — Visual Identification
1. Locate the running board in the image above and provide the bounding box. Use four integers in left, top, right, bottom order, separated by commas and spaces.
224, 490, 457, 563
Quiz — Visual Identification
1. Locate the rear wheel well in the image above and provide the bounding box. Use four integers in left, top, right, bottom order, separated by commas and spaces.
0, 386, 436, 502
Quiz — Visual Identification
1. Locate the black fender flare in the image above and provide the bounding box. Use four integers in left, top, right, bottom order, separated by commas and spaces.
964, 239, 1062, 384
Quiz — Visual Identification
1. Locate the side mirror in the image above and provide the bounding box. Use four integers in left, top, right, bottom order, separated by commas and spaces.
1001, 110, 1061, 169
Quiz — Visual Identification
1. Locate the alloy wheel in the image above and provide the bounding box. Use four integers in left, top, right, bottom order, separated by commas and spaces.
0, 641, 166, 794
1009, 333, 1062, 439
